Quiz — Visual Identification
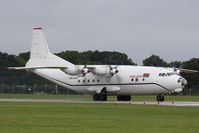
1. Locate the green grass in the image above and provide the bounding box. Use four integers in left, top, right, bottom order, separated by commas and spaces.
0, 94, 199, 101
0, 102, 198, 133
0, 94, 91, 99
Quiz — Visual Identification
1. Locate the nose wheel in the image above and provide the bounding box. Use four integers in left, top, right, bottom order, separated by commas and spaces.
156, 95, 164, 102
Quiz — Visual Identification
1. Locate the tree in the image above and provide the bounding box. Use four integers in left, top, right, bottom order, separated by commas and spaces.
56, 50, 136, 65
182, 58, 199, 89
143, 55, 168, 67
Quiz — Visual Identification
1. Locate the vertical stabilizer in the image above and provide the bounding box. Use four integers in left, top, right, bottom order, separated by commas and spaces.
26, 28, 73, 67
30, 28, 50, 58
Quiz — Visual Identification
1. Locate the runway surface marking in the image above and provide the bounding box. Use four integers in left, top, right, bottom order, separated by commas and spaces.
0, 98, 199, 107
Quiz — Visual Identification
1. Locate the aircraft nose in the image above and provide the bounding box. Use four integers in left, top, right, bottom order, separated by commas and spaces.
181, 78, 187, 87
177, 77, 187, 87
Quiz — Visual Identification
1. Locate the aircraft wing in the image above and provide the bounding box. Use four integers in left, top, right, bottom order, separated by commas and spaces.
76, 65, 99, 69
7, 65, 108, 70
180, 69, 198, 73
6, 66, 68, 70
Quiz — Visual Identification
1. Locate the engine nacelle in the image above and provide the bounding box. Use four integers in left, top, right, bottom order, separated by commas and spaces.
62, 66, 81, 75
93, 66, 110, 75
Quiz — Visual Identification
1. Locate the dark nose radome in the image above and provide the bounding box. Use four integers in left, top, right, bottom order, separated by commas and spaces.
177, 77, 187, 87
181, 79, 187, 87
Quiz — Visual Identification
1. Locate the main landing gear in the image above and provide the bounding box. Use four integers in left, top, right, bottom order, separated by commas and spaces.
92, 94, 132, 101
117, 95, 131, 101
93, 94, 107, 101
156, 95, 164, 102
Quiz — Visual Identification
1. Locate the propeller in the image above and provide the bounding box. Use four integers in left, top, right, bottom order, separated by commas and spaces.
106, 60, 119, 76
171, 62, 177, 72
81, 57, 90, 76
105, 61, 121, 83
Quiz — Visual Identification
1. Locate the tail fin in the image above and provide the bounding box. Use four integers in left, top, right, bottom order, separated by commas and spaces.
26, 28, 73, 67
30, 28, 50, 59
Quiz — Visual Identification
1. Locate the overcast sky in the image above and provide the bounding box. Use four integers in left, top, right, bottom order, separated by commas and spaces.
0, 0, 199, 65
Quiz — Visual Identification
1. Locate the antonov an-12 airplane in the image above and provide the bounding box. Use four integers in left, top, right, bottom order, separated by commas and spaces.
8, 28, 198, 101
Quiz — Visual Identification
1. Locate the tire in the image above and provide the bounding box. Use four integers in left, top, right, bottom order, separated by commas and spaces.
156, 95, 164, 102
99, 94, 107, 101
93, 94, 100, 101
117, 95, 131, 101
160, 95, 164, 101
93, 94, 107, 101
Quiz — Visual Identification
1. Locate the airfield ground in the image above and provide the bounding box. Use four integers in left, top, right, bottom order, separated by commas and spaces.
0, 94, 199, 133
1, 94, 199, 101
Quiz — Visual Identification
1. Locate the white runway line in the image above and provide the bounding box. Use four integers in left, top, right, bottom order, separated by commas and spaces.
0, 99, 199, 107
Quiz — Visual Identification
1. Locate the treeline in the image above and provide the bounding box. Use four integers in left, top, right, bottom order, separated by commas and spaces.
0, 50, 135, 86
0, 51, 199, 93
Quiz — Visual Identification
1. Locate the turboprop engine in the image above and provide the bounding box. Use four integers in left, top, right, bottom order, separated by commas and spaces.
92, 66, 119, 76
62, 66, 90, 76
62, 66, 81, 75
92, 66, 110, 75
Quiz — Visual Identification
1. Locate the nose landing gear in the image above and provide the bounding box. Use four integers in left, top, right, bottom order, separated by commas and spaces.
156, 95, 164, 102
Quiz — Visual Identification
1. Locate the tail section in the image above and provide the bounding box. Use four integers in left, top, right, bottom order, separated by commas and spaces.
26, 28, 73, 67
30, 28, 50, 59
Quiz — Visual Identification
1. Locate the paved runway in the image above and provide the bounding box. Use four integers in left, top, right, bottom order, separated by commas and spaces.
0, 98, 199, 107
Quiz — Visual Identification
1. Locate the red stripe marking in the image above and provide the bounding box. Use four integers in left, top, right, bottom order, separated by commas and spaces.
33, 28, 42, 30
143, 73, 150, 77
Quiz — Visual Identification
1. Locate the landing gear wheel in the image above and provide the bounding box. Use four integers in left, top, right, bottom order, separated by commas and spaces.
156, 95, 164, 102
93, 94, 100, 101
93, 94, 107, 101
117, 95, 131, 101
99, 94, 107, 101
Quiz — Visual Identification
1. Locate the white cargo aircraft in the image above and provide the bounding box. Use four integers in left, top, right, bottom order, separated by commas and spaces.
8, 28, 198, 101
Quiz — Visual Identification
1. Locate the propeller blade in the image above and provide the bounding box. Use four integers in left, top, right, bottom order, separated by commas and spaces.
179, 63, 184, 70
84, 57, 87, 68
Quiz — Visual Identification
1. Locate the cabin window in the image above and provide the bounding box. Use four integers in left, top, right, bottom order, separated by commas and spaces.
159, 73, 162, 76
143, 78, 145, 81
136, 78, 138, 82
88, 80, 90, 82
97, 79, 100, 82
93, 79, 95, 82
78, 80, 80, 83
83, 80, 85, 83
131, 78, 134, 82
